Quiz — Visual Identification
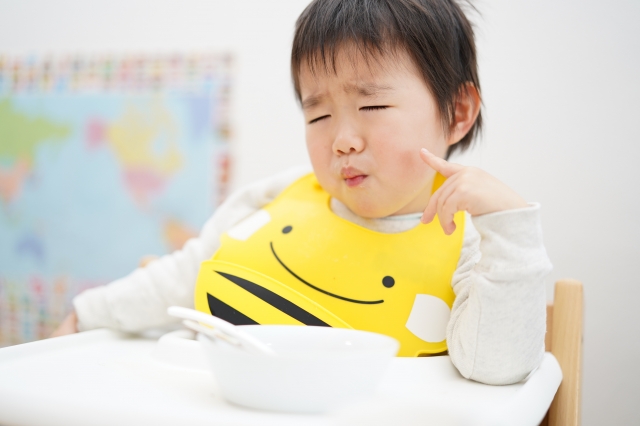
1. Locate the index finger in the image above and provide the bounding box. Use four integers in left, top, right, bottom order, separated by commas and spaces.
420, 148, 463, 178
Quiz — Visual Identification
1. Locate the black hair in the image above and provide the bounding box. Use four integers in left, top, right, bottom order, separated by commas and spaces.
291, 0, 481, 159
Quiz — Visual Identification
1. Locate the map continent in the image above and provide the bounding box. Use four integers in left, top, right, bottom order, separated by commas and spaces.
0, 99, 71, 204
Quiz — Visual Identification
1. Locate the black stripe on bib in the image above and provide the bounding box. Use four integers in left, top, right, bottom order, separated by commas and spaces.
207, 293, 258, 325
215, 271, 330, 327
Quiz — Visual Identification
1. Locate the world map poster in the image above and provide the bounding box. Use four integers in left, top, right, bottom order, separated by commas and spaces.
0, 53, 232, 346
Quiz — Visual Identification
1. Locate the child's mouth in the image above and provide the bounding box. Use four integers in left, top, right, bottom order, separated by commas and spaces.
344, 175, 367, 187
341, 166, 368, 187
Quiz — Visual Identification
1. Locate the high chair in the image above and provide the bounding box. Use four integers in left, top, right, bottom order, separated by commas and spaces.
139, 257, 583, 425
540, 279, 584, 426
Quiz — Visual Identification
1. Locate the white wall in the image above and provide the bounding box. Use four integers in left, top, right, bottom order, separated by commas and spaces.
469, 2, 640, 424
1, 0, 638, 423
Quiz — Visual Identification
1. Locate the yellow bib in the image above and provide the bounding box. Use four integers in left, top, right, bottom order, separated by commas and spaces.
194, 173, 464, 356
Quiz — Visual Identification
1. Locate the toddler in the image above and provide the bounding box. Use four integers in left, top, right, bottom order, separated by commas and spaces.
53, 0, 551, 385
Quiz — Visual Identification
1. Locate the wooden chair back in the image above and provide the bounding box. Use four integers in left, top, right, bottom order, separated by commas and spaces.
540, 279, 583, 426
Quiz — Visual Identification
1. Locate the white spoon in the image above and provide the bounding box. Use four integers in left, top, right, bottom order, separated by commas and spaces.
167, 306, 275, 356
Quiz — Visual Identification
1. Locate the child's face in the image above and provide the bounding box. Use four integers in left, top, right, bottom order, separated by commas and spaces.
299, 48, 455, 218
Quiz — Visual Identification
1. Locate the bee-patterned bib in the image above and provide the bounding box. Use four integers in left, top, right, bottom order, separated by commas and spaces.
194, 173, 464, 356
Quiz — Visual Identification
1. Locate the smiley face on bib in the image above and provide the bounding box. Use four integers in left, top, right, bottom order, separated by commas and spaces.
194, 174, 464, 356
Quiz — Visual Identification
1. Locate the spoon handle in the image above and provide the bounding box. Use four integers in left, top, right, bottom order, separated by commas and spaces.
168, 306, 275, 355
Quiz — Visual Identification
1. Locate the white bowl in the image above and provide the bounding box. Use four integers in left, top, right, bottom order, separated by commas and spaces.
197, 325, 399, 413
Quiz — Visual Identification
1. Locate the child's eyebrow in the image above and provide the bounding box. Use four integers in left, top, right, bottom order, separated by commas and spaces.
343, 82, 393, 97
302, 94, 324, 110
302, 83, 393, 110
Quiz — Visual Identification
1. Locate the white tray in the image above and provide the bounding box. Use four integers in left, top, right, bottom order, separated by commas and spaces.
0, 329, 561, 426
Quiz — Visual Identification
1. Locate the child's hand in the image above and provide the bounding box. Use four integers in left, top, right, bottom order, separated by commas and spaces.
420, 148, 528, 235
50, 311, 79, 338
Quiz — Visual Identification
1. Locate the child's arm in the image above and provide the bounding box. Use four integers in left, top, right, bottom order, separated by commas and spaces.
50, 311, 78, 337
420, 149, 552, 385
447, 209, 550, 385
66, 166, 311, 334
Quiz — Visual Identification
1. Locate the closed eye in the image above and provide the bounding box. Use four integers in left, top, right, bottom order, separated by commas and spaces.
360, 105, 389, 111
308, 115, 330, 124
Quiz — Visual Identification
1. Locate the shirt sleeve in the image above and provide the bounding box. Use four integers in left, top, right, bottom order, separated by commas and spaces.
73, 165, 311, 332
446, 203, 553, 385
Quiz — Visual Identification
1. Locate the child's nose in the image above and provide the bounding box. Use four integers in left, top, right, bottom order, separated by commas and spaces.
332, 127, 365, 155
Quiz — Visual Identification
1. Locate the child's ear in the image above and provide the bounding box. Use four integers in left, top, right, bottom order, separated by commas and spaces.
447, 83, 481, 146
